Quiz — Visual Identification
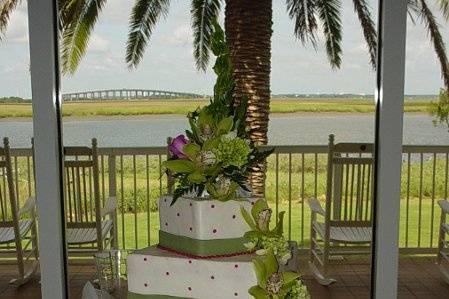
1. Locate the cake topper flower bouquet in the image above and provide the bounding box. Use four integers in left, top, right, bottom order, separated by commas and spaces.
163, 21, 273, 205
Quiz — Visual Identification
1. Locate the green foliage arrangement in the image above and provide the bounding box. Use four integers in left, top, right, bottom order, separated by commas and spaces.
241, 199, 291, 264
163, 21, 273, 205
430, 88, 449, 130
249, 250, 310, 299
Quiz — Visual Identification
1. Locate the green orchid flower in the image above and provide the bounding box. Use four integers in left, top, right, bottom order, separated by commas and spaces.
241, 199, 291, 264
241, 199, 285, 235
205, 175, 239, 201
249, 251, 308, 299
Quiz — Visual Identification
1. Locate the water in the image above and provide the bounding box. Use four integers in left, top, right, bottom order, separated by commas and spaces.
0, 113, 448, 148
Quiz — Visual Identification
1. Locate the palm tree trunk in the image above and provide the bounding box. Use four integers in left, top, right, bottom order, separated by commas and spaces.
225, 0, 273, 197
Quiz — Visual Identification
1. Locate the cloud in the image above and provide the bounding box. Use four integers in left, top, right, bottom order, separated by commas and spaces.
0, 62, 29, 75
4, 9, 29, 44
101, 0, 133, 23
161, 24, 193, 46
89, 34, 111, 53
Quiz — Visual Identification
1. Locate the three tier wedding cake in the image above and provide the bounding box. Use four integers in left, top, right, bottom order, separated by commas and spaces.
127, 21, 309, 299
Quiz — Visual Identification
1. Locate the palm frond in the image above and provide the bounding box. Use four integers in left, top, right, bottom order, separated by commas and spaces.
352, 0, 377, 69
61, 0, 107, 75
126, 0, 171, 69
407, 0, 420, 24
59, 0, 87, 30
286, 0, 318, 47
0, 0, 21, 41
315, 0, 342, 68
415, 0, 449, 90
439, 0, 449, 20
191, 0, 222, 71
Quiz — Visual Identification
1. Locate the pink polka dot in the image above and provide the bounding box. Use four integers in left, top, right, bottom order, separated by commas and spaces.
213, 229, 217, 234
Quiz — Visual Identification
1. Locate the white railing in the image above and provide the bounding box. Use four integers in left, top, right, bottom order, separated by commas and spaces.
6, 144, 449, 254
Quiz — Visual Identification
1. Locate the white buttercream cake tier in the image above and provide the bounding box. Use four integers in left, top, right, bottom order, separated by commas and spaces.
127, 246, 257, 299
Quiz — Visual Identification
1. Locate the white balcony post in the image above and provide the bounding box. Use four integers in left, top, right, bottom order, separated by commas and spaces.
372, 0, 408, 298
27, 0, 68, 297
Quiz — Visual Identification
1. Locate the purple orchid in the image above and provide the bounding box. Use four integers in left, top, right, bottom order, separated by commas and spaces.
169, 134, 188, 159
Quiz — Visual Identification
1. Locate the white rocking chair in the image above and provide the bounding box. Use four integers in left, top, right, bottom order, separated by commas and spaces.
308, 134, 374, 285
63, 139, 117, 255
0, 138, 39, 285
437, 199, 449, 284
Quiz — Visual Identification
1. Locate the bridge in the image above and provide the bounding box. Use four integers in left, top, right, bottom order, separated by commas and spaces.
62, 89, 204, 101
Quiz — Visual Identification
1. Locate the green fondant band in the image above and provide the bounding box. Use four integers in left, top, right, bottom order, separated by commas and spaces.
158, 230, 248, 257
128, 293, 191, 299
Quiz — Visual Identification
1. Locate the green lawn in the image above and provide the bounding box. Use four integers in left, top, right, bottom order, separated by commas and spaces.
116, 198, 440, 250
0, 98, 432, 118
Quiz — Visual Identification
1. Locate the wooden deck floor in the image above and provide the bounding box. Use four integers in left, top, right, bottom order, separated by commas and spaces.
0, 256, 448, 298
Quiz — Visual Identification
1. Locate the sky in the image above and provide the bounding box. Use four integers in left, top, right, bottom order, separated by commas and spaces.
0, 1, 448, 98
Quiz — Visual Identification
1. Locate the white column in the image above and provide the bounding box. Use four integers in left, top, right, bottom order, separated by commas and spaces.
372, 0, 407, 298
27, 0, 68, 298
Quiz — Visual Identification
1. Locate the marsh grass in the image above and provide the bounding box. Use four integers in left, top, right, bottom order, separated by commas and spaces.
0, 98, 431, 118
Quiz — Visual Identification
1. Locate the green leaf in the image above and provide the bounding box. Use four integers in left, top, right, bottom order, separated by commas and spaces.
244, 230, 263, 240
183, 143, 201, 159
198, 108, 214, 127
252, 258, 267, 288
272, 211, 285, 236
187, 171, 206, 183
204, 164, 222, 176
248, 286, 269, 299
202, 137, 220, 150
216, 116, 233, 135
264, 250, 279, 277
241, 206, 258, 231
188, 116, 202, 144
163, 160, 196, 173
171, 186, 189, 206
251, 199, 269, 224
282, 271, 300, 285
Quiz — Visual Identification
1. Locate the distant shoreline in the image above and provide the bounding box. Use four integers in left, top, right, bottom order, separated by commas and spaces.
0, 98, 431, 120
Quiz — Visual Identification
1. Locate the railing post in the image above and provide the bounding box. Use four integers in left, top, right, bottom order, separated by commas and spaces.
166, 138, 174, 195
108, 154, 118, 249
